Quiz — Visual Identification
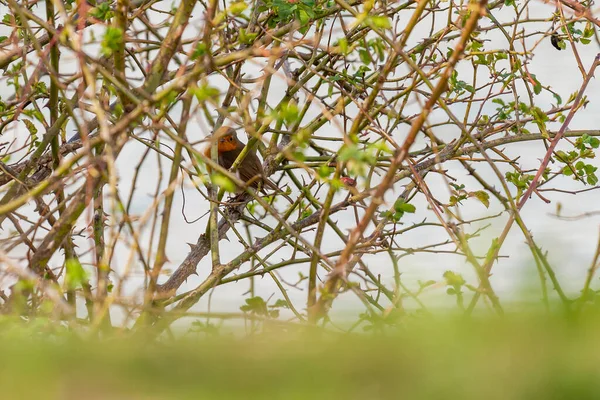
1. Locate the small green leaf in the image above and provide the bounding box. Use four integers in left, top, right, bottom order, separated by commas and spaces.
279, 100, 299, 125
337, 38, 349, 54
65, 258, 88, 290
358, 49, 372, 65
317, 165, 334, 178
562, 166, 574, 176
23, 119, 38, 147
533, 79, 542, 95
228, 1, 247, 15
101, 27, 123, 57
240, 296, 270, 316
270, 299, 289, 309
394, 198, 416, 213
191, 43, 208, 60
369, 16, 391, 29
239, 28, 258, 45
443, 271, 466, 287
553, 93, 562, 105
90, 2, 114, 21
339, 144, 361, 162
211, 173, 236, 192
472, 190, 490, 208
191, 84, 220, 102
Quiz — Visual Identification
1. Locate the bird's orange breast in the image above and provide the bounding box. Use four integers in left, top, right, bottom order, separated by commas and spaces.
217, 141, 238, 153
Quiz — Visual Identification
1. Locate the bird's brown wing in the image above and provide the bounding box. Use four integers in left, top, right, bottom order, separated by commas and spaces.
223, 149, 294, 203
238, 151, 264, 188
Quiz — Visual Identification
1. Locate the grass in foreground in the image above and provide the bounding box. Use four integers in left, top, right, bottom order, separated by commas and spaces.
1, 312, 600, 399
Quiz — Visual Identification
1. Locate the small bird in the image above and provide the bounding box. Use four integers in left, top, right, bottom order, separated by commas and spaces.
204, 126, 292, 201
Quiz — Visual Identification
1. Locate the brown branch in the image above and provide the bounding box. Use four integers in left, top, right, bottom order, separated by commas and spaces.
311, 0, 490, 320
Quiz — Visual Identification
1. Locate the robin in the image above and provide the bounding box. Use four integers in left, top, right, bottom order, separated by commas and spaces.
204, 126, 292, 201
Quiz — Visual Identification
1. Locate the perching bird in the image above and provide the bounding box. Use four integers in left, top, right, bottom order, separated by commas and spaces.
204, 126, 292, 201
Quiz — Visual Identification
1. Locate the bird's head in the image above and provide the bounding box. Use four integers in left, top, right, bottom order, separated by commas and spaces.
214, 126, 239, 152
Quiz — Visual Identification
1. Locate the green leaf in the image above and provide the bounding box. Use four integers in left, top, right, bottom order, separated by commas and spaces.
239, 28, 258, 45
298, 8, 310, 25
337, 38, 349, 54
23, 119, 38, 145
472, 190, 490, 208
582, 134, 600, 149
228, 1, 247, 15
101, 27, 123, 57
240, 296, 270, 316
292, 128, 311, 146
191, 43, 208, 60
443, 271, 466, 288
191, 84, 220, 102
317, 165, 334, 178
484, 238, 500, 265
338, 144, 361, 162
394, 198, 416, 213
358, 49, 372, 65
279, 100, 299, 125
90, 2, 114, 21
270, 299, 289, 309
562, 166, 574, 176
532, 76, 542, 95
369, 16, 391, 29
65, 258, 88, 290
211, 173, 236, 192
553, 93, 562, 105
301, 209, 313, 219
272, 0, 296, 21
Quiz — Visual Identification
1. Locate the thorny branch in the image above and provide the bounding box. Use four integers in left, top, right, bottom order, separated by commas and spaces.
0, 0, 598, 333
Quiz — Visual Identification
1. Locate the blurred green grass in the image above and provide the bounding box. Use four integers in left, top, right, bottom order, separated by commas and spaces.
2, 313, 600, 399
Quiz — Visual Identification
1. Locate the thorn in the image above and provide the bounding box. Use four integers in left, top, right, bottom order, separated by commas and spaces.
187, 242, 199, 251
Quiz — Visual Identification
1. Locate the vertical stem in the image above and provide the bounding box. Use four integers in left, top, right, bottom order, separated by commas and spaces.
148, 95, 190, 293
114, 0, 130, 109
46, 0, 79, 309
307, 165, 340, 323
93, 161, 111, 330
578, 228, 600, 311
